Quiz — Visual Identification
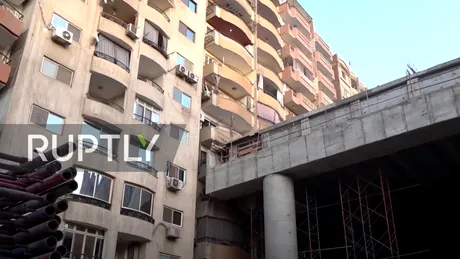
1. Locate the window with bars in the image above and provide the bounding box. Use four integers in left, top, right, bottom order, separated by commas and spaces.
133, 98, 160, 125
29, 105, 64, 134
40, 57, 74, 85
73, 168, 112, 203
166, 162, 186, 183
122, 184, 154, 215
181, 0, 197, 13
178, 21, 195, 42
163, 207, 183, 227
61, 223, 104, 259
51, 13, 81, 42
170, 125, 189, 145
172, 87, 191, 109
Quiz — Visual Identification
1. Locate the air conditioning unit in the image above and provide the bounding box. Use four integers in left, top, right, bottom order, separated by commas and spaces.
52, 26, 73, 46
175, 65, 188, 79
126, 23, 139, 40
167, 177, 183, 191
166, 226, 181, 240
186, 71, 199, 84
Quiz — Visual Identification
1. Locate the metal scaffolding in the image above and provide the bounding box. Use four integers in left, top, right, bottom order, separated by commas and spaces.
339, 170, 400, 259
299, 189, 322, 259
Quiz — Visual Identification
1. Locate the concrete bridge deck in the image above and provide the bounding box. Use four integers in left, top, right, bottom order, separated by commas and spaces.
206, 57, 460, 199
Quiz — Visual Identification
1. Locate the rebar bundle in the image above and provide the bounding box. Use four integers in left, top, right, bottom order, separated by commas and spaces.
0, 143, 77, 259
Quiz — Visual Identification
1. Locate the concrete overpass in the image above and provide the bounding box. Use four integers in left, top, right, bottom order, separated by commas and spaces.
204, 57, 460, 259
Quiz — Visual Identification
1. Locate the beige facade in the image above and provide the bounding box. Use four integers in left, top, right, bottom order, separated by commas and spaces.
0, 0, 206, 259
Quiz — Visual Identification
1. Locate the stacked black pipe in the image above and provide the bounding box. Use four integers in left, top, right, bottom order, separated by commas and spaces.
0, 143, 78, 259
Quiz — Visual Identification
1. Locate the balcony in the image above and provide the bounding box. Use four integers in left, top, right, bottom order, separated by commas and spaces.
257, 39, 283, 74
84, 73, 126, 126
279, 3, 312, 39
316, 71, 337, 100
92, 49, 131, 87
144, 4, 171, 37
279, 24, 313, 56
200, 126, 231, 148
139, 37, 168, 79
315, 51, 334, 80
205, 30, 253, 74
258, 0, 283, 27
281, 45, 313, 75
258, 63, 283, 92
202, 91, 253, 133
282, 67, 316, 99
203, 62, 251, 99
207, 4, 252, 46
258, 91, 284, 120
284, 90, 315, 115
0, 0, 23, 48
98, 12, 137, 50
147, 0, 173, 12
136, 76, 165, 109
0, 53, 11, 88
315, 33, 332, 58
214, 0, 253, 24
258, 15, 283, 50
316, 91, 333, 107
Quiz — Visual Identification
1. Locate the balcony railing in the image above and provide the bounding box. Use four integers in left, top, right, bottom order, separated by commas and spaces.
0, 53, 11, 65
138, 76, 164, 94
146, 1, 170, 22
87, 92, 124, 113
0, 0, 23, 20
142, 37, 168, 59
78, 140, 118, 160
101, 12, 128, 29
133, 113, 161, 131
262, 89, 282, 106
94, 50, 130, 72
127, 160, 158, 176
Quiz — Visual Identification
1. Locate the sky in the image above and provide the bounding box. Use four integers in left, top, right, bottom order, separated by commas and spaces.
300, 0, 460, 88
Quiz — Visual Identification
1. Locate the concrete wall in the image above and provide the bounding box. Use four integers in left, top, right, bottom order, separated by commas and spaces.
0, 0, 207, 258
206, 57, 460, 199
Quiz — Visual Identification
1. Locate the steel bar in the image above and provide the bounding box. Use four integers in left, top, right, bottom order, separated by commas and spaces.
13, 205, 56, 228
26, 168, 76, 194
45, 180, 78, 197
10, 142, 76, 174
13, 219, 59, 244
21, 236, 57, 255
0, 182, 25, 190
53, 216, 61, 225
53, 231, 63, 242
55, 245, 66, 256
52, 200, 68, 214
17, 161, 61, 185
0, 153, 28, 164
0, 187, 45, 201
0, 211, 22, 220
7, 193, 57, 214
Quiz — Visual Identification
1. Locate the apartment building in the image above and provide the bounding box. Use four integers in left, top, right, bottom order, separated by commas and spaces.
332, 54, 366, 100
196, 0, 366, 259
0, 0, 206, 258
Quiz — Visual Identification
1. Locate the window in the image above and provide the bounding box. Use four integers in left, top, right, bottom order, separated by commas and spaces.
176, 54, 193, 70
128, 136, 156, 172
181, 0, 197, 13
73, 168, 112, 203
143, 21, 168, 55
163, 207, 183, 227
81, 121, 119, 156
51, 14, 81, 42
170, 125, 189, 145
166, 162, 186, 183
133, 98, 160, 125
61, 223, 104, 259
29, 105, 64, 134
160, 253, 180, 259
178, 21, 195, 42
172, 87, 191, 109
40, 57, 74, 85
123, 184, 153, 215
95, 34, 131, 72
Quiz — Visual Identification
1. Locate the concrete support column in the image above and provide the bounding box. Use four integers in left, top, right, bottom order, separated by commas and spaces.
263, 174, 298, 259
102, 230, 118, 259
